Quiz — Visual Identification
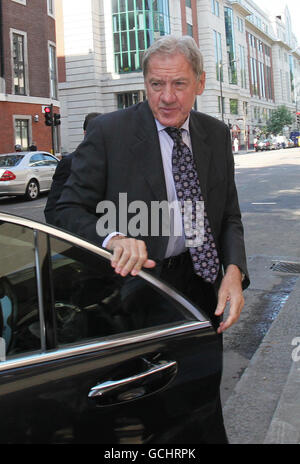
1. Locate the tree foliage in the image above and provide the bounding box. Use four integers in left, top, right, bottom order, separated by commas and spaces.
266, 105, 293, 135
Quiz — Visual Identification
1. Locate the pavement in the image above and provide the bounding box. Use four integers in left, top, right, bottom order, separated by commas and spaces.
221, 148, 300, 444
223, 272, 300, 444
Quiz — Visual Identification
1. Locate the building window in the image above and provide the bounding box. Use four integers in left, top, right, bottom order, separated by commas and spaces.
266, 65, 273, 100
264, 44, 271, 58
250, 57, 258, 96
112, 0, 170, 74
211, 0, 219, 17
289, 55, 295, 103
239, 45, 247, 89
185, 0, 191, 7
47, 0, 55, 17
12, 33, 26, 95
213, 30, 223, 81
248, 33, 256, 49
259, 62, 266, 98
286, 71, 291, 102
230, 98, 238, 115
49, 44, 58, 99
187, 23, 193, 37
224, 7, 237, 85
237, 17, 244, 33
14, 119, 29, 150
117, 90, 146, 109
218, 96, 225, 114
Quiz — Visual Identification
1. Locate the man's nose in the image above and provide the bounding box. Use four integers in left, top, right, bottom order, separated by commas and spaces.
161, 85, 176, 103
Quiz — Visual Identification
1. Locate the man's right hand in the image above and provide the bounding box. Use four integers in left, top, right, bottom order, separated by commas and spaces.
106, 235, 156, 277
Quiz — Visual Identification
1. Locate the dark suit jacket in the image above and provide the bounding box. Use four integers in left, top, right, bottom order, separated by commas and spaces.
44, 153, 74, 225
56, 101, 249, 290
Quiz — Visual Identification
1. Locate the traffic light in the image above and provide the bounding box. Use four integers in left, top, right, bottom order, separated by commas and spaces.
44, 106, 53, 126
54, 113, 61, 126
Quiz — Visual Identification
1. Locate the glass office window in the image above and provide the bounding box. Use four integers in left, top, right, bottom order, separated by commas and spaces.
13, 33, 26, 95
213, 30, 223, 81
211, 0, 219, 17
15, 119, 29, 150
187, 23, 193, 37
230, 98, 238, 115
112, 0, 170, 74
117, 91, 145, 109
224, 7, 237, 85
49, 45, 58, 100
239, 45, 247, 89
289, 55, 295, 103
250, 58, 258, 96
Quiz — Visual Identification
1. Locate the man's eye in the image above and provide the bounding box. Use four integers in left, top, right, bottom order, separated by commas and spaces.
151, 82, 162, 90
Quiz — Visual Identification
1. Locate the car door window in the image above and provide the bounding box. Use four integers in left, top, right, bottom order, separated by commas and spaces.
29, 154, 46, 167
42, 154, 58, 166
49, 237, 198, 347
0, 223, 41, 362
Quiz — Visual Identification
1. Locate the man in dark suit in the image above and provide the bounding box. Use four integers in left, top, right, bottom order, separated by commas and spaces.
44, 112, 100, 225
56, 34, 250, 443
57, 35, 249, 330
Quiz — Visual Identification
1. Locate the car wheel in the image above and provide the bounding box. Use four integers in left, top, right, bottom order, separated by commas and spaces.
25, 179, 39, 201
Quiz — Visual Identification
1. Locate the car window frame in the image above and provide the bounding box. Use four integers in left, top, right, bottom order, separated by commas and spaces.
29, 153, 47, 167
0, 213, 212, 372
42, 153, 58, 166
0, 154, 24, 167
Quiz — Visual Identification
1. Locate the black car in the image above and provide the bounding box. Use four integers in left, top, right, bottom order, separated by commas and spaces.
0, 212, 222, 444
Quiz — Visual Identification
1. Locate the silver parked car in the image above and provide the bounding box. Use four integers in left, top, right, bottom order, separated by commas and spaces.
0, 151, 58, 200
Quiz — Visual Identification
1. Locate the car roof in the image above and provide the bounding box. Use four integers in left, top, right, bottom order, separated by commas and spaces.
0, 151, 55, 157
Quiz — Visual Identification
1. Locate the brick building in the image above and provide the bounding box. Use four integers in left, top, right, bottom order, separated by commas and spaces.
0, 0, 60, 154
56, 0, 300, 154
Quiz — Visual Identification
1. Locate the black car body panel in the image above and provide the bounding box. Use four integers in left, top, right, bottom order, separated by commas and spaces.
0, 213, 222, 444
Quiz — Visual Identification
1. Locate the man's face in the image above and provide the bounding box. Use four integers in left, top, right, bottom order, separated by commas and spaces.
144, 52, 206, 128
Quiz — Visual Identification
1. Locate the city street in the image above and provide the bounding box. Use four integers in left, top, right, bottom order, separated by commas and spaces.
0, 146, 299, 442
223, 146, 300, 400
0, 194, 49, 223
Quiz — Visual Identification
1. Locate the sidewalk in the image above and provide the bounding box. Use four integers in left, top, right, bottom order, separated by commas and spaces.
233, 149, 255, 156
223, 274, 300, 444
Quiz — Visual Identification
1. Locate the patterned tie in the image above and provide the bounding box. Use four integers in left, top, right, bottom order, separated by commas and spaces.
165, 127, 219, 283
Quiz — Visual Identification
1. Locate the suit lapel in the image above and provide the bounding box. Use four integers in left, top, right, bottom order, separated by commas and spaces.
130, 101, 168, 202
189, 112, 212, 202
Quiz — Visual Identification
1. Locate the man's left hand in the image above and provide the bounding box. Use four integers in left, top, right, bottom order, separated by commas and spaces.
214, 264, 245, 334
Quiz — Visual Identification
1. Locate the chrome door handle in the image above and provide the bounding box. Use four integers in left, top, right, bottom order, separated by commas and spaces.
88, 360, 177, 399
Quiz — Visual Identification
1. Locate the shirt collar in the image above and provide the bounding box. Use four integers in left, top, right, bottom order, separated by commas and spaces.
155, 115, 190, 134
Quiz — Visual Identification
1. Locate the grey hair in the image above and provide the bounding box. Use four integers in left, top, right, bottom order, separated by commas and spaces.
142, 35, 204, 80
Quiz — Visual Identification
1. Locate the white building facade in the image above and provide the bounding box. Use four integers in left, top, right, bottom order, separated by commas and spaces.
55, 0, 300, 153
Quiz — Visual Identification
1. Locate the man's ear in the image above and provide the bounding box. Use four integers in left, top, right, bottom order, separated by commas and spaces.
196, 71, 206, 96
